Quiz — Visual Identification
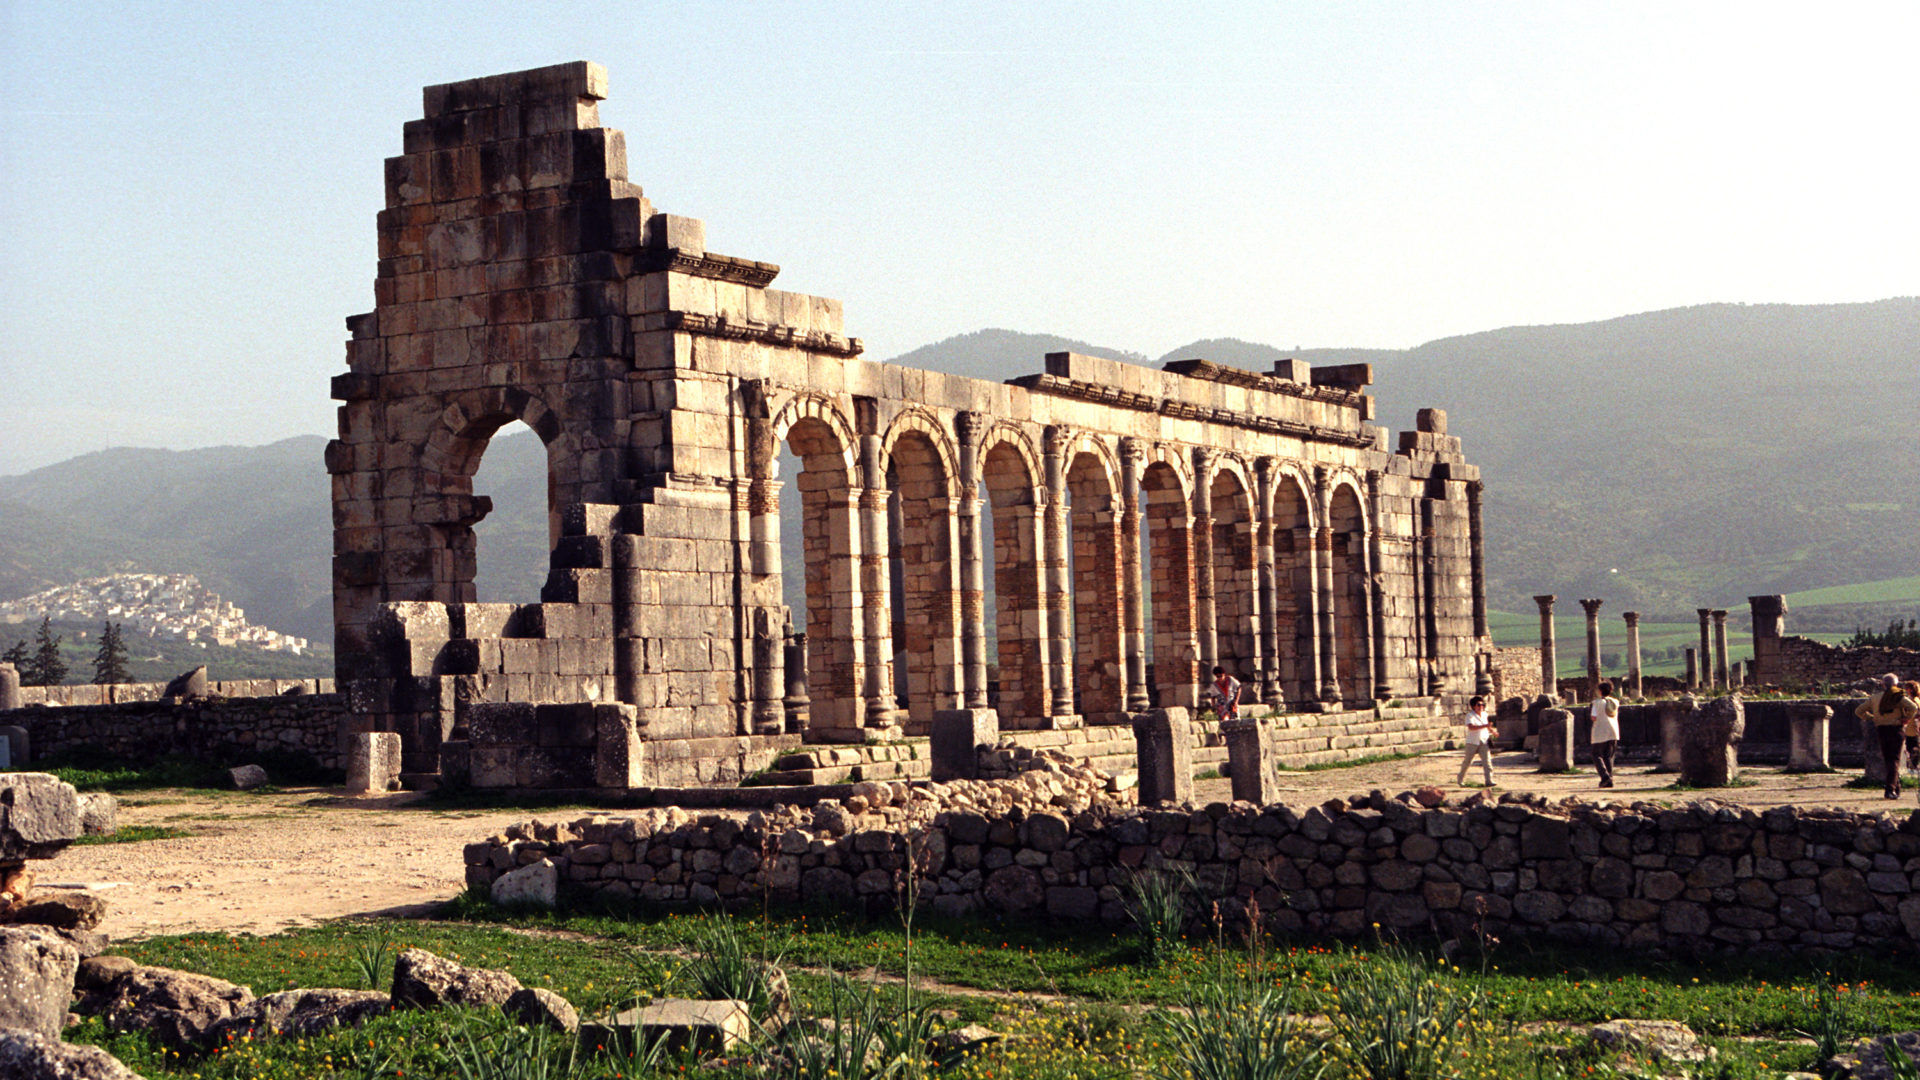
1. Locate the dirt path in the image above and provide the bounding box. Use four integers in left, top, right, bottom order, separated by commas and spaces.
41, 753, 1914, 943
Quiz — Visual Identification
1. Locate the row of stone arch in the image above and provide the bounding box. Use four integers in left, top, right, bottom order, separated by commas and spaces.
759, 391, 1381, 736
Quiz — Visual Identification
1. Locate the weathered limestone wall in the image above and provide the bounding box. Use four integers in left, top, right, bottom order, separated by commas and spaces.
467, 787, 1920, 954
1748, 594, 1920, 688
16, 678, 333, 707
1488, 646, 1542, 703
0, 695, 351, 771
331, 62, 1495, 789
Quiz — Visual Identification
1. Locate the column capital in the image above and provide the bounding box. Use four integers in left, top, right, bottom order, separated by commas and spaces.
956, 411, 986, 448
1622, 611, 1641, 626
1119, 435, 1146, 467
1697, 608, 1714, 619
1579, 598, 1604, 617
1042, 424, 1071, 459
1711, 609, 1729, 623
1533, 594, 1557, 613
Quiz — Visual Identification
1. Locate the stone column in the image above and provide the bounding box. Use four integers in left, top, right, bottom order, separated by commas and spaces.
858, 431, 898, 733
1042, 426, 1076, 725
1696, 609, 1713, 690
1222, 717, 1278, 804
1748, 594, 1788, 686
1254, 458, 1284, 709
1622, 611, 1643, 701
1119, 438, 1150, 713
1366, 470, 1391, 700
1466, 480, 1489, 641
1132, 706, 1193, 805
1579, 598, 1603, 702
1711, 610, 1730, 691
1314, 469, 1341, 706
781, 610, 810, 732
957, 413, 989, 710
0, 663, 20, 712
1786, 703, 1831, 773
1191, 448, 1218, 677
1683, 648, 1698, 689
1533, 595, 1557, 702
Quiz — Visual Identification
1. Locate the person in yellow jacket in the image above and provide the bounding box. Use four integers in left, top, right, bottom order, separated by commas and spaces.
1856, 674, 1918, 799
1905, 680, 1920, 775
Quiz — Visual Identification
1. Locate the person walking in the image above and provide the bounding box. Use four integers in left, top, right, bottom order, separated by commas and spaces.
1209, 665, 1241, 722
1590, 680, 1621, 789
1456, 694, 1494, 787
1856, 674, 1918, 799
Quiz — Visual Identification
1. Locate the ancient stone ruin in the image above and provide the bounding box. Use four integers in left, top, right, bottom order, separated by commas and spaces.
327, 61, 1494, 791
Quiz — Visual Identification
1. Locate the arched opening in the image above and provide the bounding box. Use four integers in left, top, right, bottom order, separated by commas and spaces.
468, 419, 555, 603
779, 417, 863, 733
1141, 461, 1197, 708
1271, 474, 1317, 704
1066, 450, 1124, 721
983, 440, 1048, 729
885, 431, 960, 734
1329, 483, 1371, 704
1209, 468, 1258, 699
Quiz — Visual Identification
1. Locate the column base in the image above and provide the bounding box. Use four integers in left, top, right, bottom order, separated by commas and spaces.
1043, 713, 1084, 731
932, 707, 999, 781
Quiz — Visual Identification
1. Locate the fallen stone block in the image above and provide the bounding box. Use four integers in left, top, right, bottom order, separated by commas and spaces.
76, 794, 116, 838
228, 765, 268, 791
0, 927, 79, 1039
0, 774, 81, 861
0, 1031, 145, 1080
503, 987, 578, 1032
346, 732, 403, 794
215, 988, 392, 1041
97, 964, 253, 1049
490, 859, 557, 909
8, 891, 108, 931
390, 948, 522, 1010
587, 999, 750, 1056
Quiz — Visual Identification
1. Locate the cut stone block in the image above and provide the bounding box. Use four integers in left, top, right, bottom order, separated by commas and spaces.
1221, 717, 1279, 804
1786, 703, 1832, 773
492, 858, 557, 908
931, 708, 998, 782
228, 765, 269, 791
347, 732, 404, 793
1132, 707, 1193, 805
590, 998, 751, 1056
1535, 709, 1571, 772
0, 774, 80, 861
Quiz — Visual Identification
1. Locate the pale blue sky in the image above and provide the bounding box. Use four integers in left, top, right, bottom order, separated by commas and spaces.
3, 2, 1915, 473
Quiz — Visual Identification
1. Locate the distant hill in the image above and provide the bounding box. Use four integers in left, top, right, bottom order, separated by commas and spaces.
3, 299, 1914, 658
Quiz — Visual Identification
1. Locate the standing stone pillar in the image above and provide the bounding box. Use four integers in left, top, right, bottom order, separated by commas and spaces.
1536, 708, 1571, 772
1314, 469, 1341, 706
1622, 611, 1643, 701
1579, 598, 1603, 703
1042, 427, 1076, 725
1711, 610, 1730, 691
1132, 706, 1193, 805
1366, 470, 1391, 700
782, 610, 810, 732
1254, 458, 1285, 709
931, 705, 997, 782
1683, 648, 1699, 689
1679, 695, 1744, 787
1656, 695, 1694, 772
1221, 717, 1279, 804
1466, 480, 1489, 641
1191, 448, 1218, 678
1748, 595, 1788, 687
0, 663, 20, 712
857, 431, 899, 733
1696, 609, 1714, 690
1786, 703, 1831, 772
956, 413, 989, 710
1533, 595, 1558, 703
1119, 438, 1150, 713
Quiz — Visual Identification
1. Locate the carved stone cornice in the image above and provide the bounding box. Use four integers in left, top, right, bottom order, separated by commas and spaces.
1007, 373, 1375, 449
665, 312, 862, 357
637, 247, 781, 287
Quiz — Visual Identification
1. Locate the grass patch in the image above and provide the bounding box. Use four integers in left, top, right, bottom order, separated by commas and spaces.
1193, 768, 1222, 781
19, 747, 340, 791
1667, 776, 1761, 791
72, 824, 193, 846
1282, 749, 1433, 773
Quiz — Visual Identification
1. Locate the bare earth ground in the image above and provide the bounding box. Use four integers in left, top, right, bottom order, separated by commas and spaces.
43, 752, 1918, 943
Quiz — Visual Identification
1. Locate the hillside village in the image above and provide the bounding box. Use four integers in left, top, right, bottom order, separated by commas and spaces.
0, 572, 309, 655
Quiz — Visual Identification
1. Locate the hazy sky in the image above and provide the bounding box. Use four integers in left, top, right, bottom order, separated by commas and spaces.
3, 2, 1915, 474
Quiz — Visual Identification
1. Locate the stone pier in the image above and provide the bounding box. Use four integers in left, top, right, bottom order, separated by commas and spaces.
1711, 610, 1731, 691
1536, 708, 1571, 772
1621, 611, 1642, 700
1132, 708, 1193, 805
1579, 598, 1603, 702
1221, 717, 1280, 805
1534, 595, 1557, 702
1786, 703, 1831, 773
1696, 609, 1715, 690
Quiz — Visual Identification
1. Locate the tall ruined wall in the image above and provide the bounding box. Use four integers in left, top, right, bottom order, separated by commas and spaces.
1748, 595, 1919, 688
468, 790, 1920, 954
1, 694, 351, 771
331, 62, 1496, 786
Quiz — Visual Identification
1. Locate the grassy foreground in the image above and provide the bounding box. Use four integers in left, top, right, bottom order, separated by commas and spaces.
62, 887, 1920, 1080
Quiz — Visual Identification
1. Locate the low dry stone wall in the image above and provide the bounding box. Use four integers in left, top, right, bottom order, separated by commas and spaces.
1773, 637, 1920, 688
467, 775, 1920, 955
1, 694, 351, 772
17, 678, 334, 707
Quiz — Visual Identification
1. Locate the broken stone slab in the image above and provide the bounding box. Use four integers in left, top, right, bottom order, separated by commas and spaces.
227, 765, 268, 791
0, 1031, 145, 1080
76, 794, 116, 838
346, 732, 403, 794
390, 948, 522, 1010
503, 987, 578, 1033
490, 858, 557, 909
0, 773, 81, 861
1679, 695, 1744, 788
214, 988, 392, 1041
1535, 709, 1571, 772
8, 891, 108, 931
95, 965, 254, 1049
162, 666, 207, 701
586, 999, 750, 1056
0, 926, 79, 1039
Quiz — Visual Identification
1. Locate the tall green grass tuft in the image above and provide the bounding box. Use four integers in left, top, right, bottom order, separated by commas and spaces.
1326, 941, 1484, 1080
1155, 964, 1322, 1080
1120, 867, 1194, 966
678, 911, 790, 1023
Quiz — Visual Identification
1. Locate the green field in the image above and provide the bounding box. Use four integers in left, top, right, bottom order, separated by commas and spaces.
1487, 610, 1851, 680
1785, 574, 1920, 608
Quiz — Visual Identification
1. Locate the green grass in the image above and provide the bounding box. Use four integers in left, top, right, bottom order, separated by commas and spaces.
73, 824, 193, 846
1283, 749, 1432, 773
15, 748, 340, 791
1787, 574, 1920, 608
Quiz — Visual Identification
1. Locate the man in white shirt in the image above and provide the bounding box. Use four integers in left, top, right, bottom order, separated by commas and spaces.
1457, 694, 1494, 787
1590, 681, 1621, 789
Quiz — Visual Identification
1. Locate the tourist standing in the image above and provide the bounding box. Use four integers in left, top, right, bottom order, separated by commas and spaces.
1209, 666, 1241, 722
1855, 674, 1917, 799
1903, 680, 1920, 773
1590, 680, 1621, 789
1456, 694, 1494, 787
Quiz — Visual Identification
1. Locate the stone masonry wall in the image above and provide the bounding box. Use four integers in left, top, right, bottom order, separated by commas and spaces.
467, 781, 1920, 955
1, 694, 351, 772
17, 678, 334, 707
1488, 646, 1542, 704
1771, 636, 1920, 688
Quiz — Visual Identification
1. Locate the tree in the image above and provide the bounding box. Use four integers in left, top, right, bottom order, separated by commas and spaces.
24, 616, 67, 687
0, 640, 25, 670
92, 621, 130, 685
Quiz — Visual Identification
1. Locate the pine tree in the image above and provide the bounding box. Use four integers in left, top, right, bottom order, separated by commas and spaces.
25, 616, 67, 687
0, 640, 25, 669
92, 621, 130, 685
